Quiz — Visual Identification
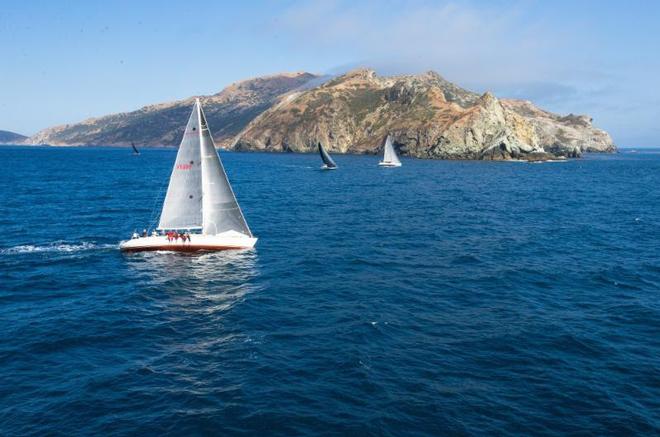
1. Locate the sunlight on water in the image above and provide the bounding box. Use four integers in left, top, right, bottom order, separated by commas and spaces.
125, 249, 261, 312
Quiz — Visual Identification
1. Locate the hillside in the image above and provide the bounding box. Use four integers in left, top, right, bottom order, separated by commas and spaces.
0, 130, 27, 144
28, 72, 318, 147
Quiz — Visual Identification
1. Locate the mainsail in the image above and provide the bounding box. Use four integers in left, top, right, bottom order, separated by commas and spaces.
131, 142, 140, 155
318, 142, 337, 168
158, 104, 203, 230
198, 102, 253, 237
382, 135, 401, 165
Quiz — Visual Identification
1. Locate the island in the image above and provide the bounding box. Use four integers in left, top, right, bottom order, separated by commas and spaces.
22, 69, 615, 161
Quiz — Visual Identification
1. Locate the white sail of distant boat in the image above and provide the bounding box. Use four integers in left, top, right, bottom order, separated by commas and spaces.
120, 99, 256, 252
378, 135, 402, 167
318, 142, 337, 169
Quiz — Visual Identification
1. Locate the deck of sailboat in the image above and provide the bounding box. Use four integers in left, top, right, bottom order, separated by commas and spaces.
120, 232, 257, 252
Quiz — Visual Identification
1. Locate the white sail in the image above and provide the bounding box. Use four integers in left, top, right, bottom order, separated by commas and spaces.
382, 135, 401, 165
158, 104, 203, 230
198, 101, 253, 237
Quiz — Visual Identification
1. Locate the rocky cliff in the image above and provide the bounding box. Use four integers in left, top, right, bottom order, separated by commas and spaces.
233, 69, 615, 160
501, 99, 616, 156
27, 72, 318, 147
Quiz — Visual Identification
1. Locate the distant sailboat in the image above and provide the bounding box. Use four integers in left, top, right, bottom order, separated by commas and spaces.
131, 142, 140, 155
378, 135, 402, 167
318, 142, 337, 170
120, 99, 257, 252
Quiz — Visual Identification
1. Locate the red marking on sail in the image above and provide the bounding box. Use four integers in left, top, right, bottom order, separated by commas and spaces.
176, 164, 192, 170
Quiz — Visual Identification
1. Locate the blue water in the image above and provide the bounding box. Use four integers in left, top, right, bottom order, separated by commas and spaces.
1, 146, 659, 435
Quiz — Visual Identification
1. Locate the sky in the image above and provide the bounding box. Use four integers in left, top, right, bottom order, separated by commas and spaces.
1, 0, 659, 146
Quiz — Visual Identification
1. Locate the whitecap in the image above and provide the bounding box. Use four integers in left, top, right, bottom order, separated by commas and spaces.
0, 241, 117, 255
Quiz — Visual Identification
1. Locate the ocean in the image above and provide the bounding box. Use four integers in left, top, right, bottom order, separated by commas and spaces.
1, 146, 659, 435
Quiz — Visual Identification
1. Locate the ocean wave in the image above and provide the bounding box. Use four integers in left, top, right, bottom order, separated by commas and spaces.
0, 241, 116, 255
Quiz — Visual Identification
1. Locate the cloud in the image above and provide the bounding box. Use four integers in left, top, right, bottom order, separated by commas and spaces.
493, 82, 579, 103
275, 0, 660, 146
279, 0, 555, 84
277, 0, 581, 102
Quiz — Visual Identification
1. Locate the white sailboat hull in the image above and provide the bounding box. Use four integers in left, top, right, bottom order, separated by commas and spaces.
321, 165, 337, 170
120, 231, 257, 252
378, 161, 402, 167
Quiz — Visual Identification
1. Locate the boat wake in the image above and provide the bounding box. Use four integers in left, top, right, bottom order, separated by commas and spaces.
0, 241, 117, 255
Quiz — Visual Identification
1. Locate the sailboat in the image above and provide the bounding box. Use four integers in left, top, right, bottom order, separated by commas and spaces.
131, 141, 140, 155
318, 142, 337, 170
378, 134, 402, 167
120, 99, 257, 252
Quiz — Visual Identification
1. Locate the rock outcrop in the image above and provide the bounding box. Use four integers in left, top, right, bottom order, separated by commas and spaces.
501, 99, 615, 156
233, 69, 614, 160
27, 72, 318, 147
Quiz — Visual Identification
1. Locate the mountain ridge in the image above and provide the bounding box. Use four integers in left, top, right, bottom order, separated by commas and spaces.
28, 72, 318, 148
25, 69, 615, 160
